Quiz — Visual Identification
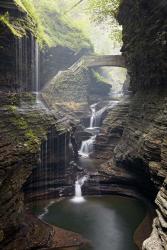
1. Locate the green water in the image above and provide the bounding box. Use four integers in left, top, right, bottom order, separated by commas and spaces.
32, 196, 146, 250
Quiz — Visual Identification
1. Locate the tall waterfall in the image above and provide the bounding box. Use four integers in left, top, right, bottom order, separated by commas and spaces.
15, 36, 40, 101
35, 41, 40, 103
15, 37, 28, 92
71, 176, 87, 203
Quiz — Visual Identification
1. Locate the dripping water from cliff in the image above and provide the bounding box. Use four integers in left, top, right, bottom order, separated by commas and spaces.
24, 128, 73, 200
15, 36, 42, 106
35, 41, 40, 104
15, 37, 28, 92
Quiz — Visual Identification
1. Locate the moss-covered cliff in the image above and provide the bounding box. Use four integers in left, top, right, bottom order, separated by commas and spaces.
0, 1, 93, 249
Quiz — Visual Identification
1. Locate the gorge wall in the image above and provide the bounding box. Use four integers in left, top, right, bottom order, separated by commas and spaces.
89, 1, 167, 248
0, 1, 92, 249
0, 0, 167, 249
116, 1, 167, 249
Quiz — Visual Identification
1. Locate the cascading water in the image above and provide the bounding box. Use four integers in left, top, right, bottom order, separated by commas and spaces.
79, 101, 119, 158
79, 103, 106, 158
89, 103, 107, 129
71, 176, 87, 203
79, 135, 96, 158
90, 105, 96, 128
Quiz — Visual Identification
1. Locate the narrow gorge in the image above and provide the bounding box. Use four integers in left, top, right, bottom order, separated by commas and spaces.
0, 1, 166, 250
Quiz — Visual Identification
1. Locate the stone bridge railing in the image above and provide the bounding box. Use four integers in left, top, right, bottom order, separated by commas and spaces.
69, 54, 126, 72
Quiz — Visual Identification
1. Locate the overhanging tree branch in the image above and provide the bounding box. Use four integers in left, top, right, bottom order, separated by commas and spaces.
64, 0, 85, 14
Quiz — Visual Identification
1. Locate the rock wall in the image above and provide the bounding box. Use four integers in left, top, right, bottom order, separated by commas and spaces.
0, 92, 83, 249
118, 0, 167, 92
42, 61, 111, 118
0, 93, 60, 247
40, 46, 91, 90
114, 1, 167, 248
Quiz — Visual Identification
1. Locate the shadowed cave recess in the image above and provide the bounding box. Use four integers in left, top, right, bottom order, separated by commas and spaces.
0, 0, 167, 250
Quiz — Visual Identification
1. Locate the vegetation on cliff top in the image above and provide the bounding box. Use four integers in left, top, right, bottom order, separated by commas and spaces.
87, 0, 122, 42
31, 0, 91, 50
0, 0, 91, 50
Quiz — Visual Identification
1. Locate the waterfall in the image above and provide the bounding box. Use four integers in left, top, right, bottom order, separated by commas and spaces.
89, 104, 107, 129
15, 38, 24, 92
30, 36, 41, 104
79, 135, 96, 158
79, 101, 119, 159
90, 105, 96, 128
79, 103, 107, 158
35, 41, 40, 103
71, 176, 87, 203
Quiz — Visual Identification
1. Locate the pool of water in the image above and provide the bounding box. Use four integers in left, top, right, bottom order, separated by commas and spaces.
32, 196, 147, 250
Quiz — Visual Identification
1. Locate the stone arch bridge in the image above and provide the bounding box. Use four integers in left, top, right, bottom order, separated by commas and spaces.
69, 55, 126, 71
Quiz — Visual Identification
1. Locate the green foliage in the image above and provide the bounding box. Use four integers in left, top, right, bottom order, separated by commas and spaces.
31, 0, 91, 50
5, 105, 17, 112
87, 0, 120, 21
87, 0, 122, 43
0, 12, 25, 37
11, 113, 28, 130
0, 0, 47, 45
92, 69, 109, 84
0, 0, 90, 49
14, 0, 49, 45
25, 129, 41, 152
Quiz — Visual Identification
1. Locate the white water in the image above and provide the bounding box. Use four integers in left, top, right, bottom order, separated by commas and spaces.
79, 135, 96, 158
71, 176, 87, 203
89, 103, 107, 129
35, 41, 40, 104
79, 103, 107, 158
90, 105, 96, 128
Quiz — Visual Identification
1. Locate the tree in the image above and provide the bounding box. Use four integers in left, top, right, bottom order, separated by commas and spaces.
87, 0, 122, 43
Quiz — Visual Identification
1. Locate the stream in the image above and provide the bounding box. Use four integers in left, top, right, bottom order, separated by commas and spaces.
79, 100, 118, 158
31, 98, 149, 250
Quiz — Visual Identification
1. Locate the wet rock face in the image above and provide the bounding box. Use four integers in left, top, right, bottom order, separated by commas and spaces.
115, 1, 167, 248
93, 100, 129, 161
24, 129, 75, 201
96, 91, 167, 248
0, 93, 72, 249
118, 0, 167, 91
0, 24, 16, 91
114, 90, 167, 192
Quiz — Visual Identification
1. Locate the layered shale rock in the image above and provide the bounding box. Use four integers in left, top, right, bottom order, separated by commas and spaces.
93, 99, 129, 161
42, 60, 111, 116
113, 1, 167, 248
118, 0, 167, 92
40, 46, 91, 89
88, 1, 167, 248
0, 92, 79, 249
